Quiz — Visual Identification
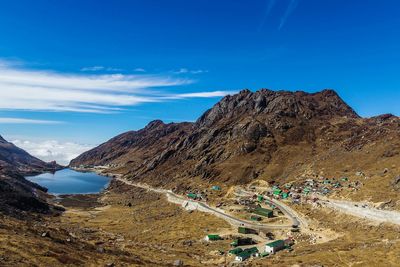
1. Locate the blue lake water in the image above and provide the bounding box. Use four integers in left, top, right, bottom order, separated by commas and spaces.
25, 168, 111, 195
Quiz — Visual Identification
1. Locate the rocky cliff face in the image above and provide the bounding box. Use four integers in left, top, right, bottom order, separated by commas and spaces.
70, 89, 400, 190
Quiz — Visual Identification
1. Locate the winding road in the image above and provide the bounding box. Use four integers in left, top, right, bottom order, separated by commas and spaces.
115, 177, 306, 231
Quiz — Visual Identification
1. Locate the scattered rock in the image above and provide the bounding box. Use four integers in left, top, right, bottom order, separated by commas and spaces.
375, 200, 392, 210
173, 259, 183, 266
392, 176, 400, 190
41, 232, 50, 238
182, 240, 193, 247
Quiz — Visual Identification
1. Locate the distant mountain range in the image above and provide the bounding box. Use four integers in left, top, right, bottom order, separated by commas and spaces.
70, 89, 400, 202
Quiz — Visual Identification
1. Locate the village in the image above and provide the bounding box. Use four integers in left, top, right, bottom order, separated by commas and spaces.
183, 174, 364, 263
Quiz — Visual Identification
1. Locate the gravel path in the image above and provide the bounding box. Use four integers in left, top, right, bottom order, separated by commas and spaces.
321, 198, 400, 225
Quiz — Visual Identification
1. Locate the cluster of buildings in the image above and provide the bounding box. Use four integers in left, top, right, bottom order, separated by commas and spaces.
232, 237, 293, 262
186, 185, 222, 201
189, 184, 296, 262
205, 227, 294, 262
263, 176, 361, 204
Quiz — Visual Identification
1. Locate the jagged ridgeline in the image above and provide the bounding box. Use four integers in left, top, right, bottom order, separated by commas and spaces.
70, 89, 399, 187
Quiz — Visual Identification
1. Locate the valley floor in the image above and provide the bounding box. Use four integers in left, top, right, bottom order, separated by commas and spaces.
1, 178, 400, 266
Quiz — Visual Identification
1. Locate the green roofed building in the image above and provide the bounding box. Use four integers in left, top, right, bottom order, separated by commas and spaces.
238, 227, 256, 234
235, 251, 251, 262
265, 240, 285, 254
244, 247, 259, 254
187, 193, 197, 199
273, 189, 282, 196
253, 207, 273, 218
229, 247, 243, 255
231, 237, 253, 247
303, 187, 311, 195
257, 195, 264, 202
206, 234, 221, 241
235, 247, 259, 262
250, 215, 262, 221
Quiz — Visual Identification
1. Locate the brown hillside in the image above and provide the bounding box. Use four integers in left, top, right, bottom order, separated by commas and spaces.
70, 89, 400, 203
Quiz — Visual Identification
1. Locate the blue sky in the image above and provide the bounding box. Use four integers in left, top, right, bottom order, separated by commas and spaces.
0, 0, 400, 164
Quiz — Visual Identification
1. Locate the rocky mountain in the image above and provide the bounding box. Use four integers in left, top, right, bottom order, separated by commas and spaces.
70, 89, 400, 200
0, 135, 60, 175
0, 135, 62, 215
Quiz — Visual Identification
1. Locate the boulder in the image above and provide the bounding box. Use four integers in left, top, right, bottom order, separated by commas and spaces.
173, 259, 183, 266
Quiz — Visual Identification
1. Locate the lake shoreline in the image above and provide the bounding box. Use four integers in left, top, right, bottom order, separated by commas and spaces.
25, 168, 112, 195
53, 193, 105, 209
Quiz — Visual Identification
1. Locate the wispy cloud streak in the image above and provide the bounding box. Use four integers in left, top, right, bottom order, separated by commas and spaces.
258, 0, 277, 31
0, 118, 63, 124
172, 68, 208, 74
0, 60, 229, 113
279, 0, 299, 30
162, 91, 236, 99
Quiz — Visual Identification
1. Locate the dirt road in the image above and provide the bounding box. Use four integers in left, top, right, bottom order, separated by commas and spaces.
320, 198, 400, 225
115, 177, 295, 231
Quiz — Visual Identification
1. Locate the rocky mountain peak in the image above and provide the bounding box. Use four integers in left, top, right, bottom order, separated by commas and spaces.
144, 120, 165, 130
70, 88, 399, 188
197, 89, 359, 127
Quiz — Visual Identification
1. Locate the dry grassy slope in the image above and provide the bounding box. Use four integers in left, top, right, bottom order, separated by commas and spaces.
71, 89, 400, 204
2, 175, 398, 266
0, 180, 232, 266
252, 203, 400, 267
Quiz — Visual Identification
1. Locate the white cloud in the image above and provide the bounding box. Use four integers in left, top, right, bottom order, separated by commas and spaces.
81, 66, 105, 71
0, 118, 63, 124
172, 68, 208, 74
105, 67, 123, 72
174, 68, 189, 74
81, 66, 123, 72
163, 90, 235, 99
12, 139, 94, 165
0, 60, 228, 114
134, 68, 146, 72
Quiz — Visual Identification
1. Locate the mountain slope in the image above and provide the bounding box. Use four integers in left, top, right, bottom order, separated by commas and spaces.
0, 135, 61, 215
0, 135, 60, 175
70, 89, 400, 203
